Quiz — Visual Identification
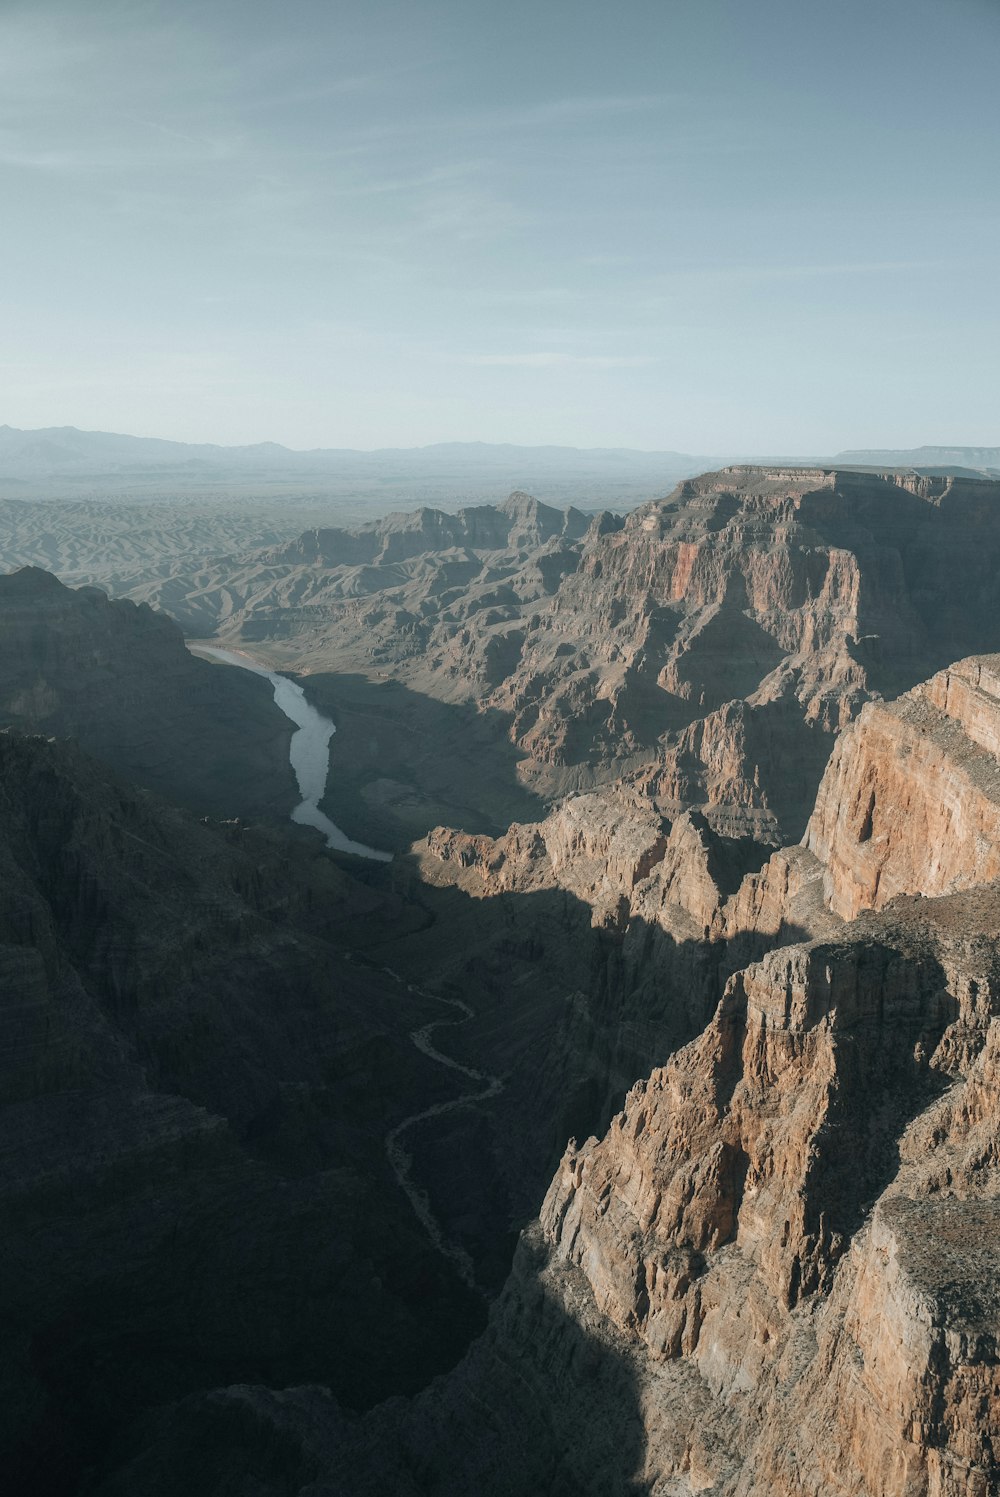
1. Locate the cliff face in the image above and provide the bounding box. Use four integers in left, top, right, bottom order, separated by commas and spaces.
147, 466, 1000, 845
500, 655, 1000, 1495
488, 467, 1000, 835
9, 493, 1000, 1495
806, 654, 1000, 919
100, 895, 1000, 1497
524, 882, 1000, 1497
0, 567, 297, 820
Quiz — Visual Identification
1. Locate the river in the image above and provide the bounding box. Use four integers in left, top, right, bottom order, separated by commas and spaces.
377, 964, 503, 1297
197, 644, 502, 1289
192, 645, 391, 861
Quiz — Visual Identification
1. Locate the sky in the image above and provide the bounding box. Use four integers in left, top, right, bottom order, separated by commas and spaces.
1, 0, 998, 453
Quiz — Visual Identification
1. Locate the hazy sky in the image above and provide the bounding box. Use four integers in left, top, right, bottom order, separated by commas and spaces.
2, 0, 998, 452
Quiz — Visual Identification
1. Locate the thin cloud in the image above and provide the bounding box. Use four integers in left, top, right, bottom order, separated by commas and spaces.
462, 352, 659, 368
490, 93, 670, 128
675, 258, 950, 285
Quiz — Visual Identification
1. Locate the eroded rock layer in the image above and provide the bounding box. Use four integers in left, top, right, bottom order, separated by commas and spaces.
168, 466, 1000, 843
807, 654, 1000, 918
8, 484, 1000, 1494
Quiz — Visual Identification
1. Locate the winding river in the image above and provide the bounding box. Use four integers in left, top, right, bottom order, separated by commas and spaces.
196, 645, 501, 1287
379, 966, 504, 1297
193, 645, 391, 861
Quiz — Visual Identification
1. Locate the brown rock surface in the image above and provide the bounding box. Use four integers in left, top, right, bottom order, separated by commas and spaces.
104, 889, 1000, 1497
9, 494, 1000, 1495
171, 466, 1000, 844
806, 654, 1000, 919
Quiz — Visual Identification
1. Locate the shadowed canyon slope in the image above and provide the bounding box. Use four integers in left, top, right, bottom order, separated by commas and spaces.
107, 654, 1000, 1497
147, 466, 1000, 845
0, 567, 297, 820
0, 729, 487, 1495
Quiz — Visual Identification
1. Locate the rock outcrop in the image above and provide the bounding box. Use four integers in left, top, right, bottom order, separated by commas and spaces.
98, 890, 1000, 1497
102, 651, 1000, 1497
806, 654, 1000, 918
9, 483, 1000, 1495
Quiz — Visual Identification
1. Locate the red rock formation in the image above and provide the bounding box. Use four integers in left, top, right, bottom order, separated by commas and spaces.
806, 655, 1000, 919
400, 655, 1000, 1493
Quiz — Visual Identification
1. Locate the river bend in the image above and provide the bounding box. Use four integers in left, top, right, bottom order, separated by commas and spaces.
193, 645, 390, 861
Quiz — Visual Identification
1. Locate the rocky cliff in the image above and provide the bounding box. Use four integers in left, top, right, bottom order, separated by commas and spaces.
99, 653, 1000, 1496
0, 567, 297, 819
506, 655, 1000, 1493
806, 654, 1000, 919
140, 466, 1000, 846
8, 489, 1000, 1494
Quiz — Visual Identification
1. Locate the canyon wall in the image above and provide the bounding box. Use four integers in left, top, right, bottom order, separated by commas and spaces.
123, 652, 1000, 1497
0, 567, 297, 820
807, 654, 1000, 919
140, 465, 1000, 845
8, 483, 1000, 1494
0, 730, 482, 1494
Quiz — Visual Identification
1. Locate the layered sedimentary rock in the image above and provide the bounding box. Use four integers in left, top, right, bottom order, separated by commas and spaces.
404, 790, 842, 1298
102, 887, 1000, 1497
145, 466, 1000, 845
0, 566, 297, 819
9, 474, 1000, 1497
498, 656, 1000, 1493
807, 653, 1000, 918
532, 882, 1000, 1495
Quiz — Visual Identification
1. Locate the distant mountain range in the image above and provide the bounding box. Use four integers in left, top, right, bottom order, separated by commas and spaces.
0, 424, 706, 473
1, 425, 996, 504
833, 444, 1000, 473
0, 425, 711, 508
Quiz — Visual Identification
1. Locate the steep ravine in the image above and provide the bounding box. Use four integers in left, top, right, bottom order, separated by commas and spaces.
0, 730, 487, 1497
144, 468, 1000, 846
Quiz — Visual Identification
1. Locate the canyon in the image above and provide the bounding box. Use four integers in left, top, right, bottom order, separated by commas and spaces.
1, 464, 1000, 1495
120, 465, 1000, 847
107, 649, 1000, 1497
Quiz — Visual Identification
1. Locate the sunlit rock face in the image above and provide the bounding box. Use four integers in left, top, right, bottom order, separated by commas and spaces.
806, 654, 1000, 919
90, 648, 1000, 1497
161, 466, 1000, 844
